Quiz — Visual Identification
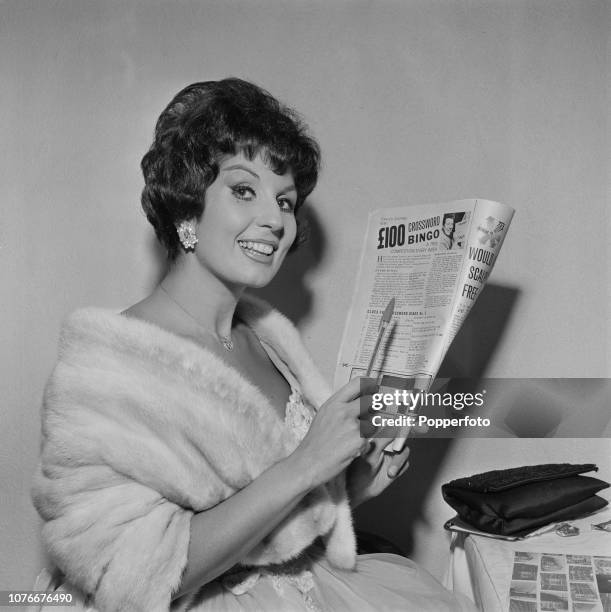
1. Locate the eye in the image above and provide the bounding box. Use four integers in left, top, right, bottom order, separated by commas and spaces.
231, 184, 256, 201
277, 197, 296, 213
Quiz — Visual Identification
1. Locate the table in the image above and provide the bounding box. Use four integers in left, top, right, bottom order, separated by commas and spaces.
445, 507, 611, 611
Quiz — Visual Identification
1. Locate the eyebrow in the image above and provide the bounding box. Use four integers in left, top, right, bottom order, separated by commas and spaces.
221, 164, 260, 179
278, 185, 297, 195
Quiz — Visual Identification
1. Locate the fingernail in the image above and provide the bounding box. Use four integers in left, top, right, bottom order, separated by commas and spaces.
388, 466, 398, 478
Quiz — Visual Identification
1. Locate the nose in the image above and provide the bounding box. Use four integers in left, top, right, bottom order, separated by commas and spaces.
256, 193, 284, 233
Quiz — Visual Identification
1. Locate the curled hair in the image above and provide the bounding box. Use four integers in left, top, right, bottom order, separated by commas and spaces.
141, 78, 320, 259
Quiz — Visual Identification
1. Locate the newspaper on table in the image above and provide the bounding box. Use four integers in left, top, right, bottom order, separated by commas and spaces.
333, 199, 514, 444
509, 551, 611, 612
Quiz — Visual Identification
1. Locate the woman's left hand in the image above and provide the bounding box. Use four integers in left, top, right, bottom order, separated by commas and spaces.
346, 438, 411, 507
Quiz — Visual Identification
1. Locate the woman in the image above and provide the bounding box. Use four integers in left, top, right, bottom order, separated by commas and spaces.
32, 78, 476, 611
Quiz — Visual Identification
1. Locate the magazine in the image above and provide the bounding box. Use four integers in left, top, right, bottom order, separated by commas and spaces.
509, 551, 611, 611
333, 199, 514, 444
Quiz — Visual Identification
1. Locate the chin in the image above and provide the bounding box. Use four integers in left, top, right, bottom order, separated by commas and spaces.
220, 270, 277, 291
236, 262, 285, 289
242, 275, 276, 290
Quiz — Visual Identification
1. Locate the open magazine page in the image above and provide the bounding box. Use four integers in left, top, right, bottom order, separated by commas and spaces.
333, 199, 514, 391
509, 552, 611, 611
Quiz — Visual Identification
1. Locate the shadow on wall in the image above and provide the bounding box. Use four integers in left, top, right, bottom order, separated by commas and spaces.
439, 284, 521, 380
354, 283, 520, 556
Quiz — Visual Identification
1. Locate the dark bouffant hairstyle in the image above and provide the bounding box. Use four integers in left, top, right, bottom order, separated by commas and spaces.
140, 78, 321, 259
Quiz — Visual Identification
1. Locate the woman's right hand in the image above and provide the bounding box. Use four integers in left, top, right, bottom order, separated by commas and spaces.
177, 380, 378, 597
290, 377, 378, 489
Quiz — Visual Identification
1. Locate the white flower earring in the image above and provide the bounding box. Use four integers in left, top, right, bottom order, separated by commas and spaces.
176, 219, 198, 250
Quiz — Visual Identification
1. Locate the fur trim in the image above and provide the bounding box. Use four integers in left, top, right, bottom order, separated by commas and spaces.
32, 295, 356, 611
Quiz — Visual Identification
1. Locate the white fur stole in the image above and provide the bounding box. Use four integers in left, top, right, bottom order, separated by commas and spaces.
31, 295, 356, 612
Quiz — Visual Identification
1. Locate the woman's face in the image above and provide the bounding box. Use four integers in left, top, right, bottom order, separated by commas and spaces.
193, 152, 298, 290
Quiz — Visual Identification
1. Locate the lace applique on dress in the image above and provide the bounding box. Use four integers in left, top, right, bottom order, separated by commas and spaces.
222, 557, 321, 611
268, 556, 322, 612
284, 387, 314, 445
220, 568, 262, 595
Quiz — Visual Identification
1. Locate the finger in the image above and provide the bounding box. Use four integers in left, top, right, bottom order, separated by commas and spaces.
347, 397, 365, 418
374, 415, 402, 439
333, 377, 379, 403
392, 434, 409, 452
361, 412, 400, 439
366, 443, 387, 471
367, 437, 388, 463
412, 422, 429, 435
395, 458, 411, 478
382, 439, 395, 453
359, 414, 377, 438
358, 393, 375, 418
387, 445, 410, 478
359, 409, 398, 438
360, 438, 372, 456
350, 398, 391, 418
350, 438, 370, 461
353, 439, 385, 470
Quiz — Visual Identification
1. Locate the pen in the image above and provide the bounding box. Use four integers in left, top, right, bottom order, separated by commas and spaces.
365, 297, 395, 378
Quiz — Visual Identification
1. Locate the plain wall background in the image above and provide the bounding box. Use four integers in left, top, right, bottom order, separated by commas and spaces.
1, 0, 609, 592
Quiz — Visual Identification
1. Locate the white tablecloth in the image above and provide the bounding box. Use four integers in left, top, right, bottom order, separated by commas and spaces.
446, 506, 611, 611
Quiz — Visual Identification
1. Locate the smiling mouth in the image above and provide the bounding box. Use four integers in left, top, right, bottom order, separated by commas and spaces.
237, 240, 276, 257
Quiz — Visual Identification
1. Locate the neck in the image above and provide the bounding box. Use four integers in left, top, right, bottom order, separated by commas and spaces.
158, 255, 244, 340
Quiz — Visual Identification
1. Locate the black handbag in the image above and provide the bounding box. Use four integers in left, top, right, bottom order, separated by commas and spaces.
442, 463, 609, 537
